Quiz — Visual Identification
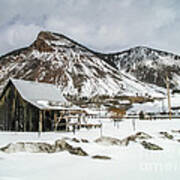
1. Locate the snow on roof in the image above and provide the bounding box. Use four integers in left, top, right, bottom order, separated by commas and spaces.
10, 78, 73, 110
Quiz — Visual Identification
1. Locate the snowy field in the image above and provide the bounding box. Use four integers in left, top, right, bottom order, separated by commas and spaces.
1, 119, 180, 180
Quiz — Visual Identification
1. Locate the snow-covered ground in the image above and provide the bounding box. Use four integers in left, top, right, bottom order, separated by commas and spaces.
128, 94, 180, 114
1, 119, 180, 180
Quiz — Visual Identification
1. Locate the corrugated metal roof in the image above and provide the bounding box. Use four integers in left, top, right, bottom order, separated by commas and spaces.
10, 78, 72, 110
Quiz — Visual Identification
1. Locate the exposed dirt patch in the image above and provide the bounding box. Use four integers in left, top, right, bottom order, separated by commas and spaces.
159, 132, 174, 140
32, 38, 55, 52
72, 138, 80, 143
92, 155, 111, 160
141, 141, 163, 150
171, 130, 180, 134
81, 139, 89, 143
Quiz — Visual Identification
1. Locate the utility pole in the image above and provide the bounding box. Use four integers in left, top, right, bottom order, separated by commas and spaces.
166, 73, 172, 120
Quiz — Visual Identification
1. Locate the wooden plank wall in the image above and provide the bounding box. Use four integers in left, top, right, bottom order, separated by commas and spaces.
0, 82, 39, 131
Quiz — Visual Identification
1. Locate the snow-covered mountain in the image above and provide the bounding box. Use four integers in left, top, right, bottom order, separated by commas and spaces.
98, 46, 180, 90
0, 32, 165, 98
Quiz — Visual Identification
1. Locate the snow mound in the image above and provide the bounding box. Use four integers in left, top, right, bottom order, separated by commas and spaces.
95, 136, 122, 146
95, 132, 153, 147
0, 140, 88, 156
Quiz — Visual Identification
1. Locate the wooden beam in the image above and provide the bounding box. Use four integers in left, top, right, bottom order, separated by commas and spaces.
54, 112, 57, 131
38, 110, 43, 136
23, 102, 27, 132
43, 110, 46, 131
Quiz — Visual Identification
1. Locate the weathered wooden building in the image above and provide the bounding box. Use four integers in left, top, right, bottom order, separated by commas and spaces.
0, 78, 83, 132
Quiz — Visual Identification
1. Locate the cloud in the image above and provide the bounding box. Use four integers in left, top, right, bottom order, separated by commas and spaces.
0, 23, 42, 54
0, 0, 180, 55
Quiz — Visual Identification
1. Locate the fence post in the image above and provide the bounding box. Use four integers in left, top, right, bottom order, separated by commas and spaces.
132, 119, 136, 131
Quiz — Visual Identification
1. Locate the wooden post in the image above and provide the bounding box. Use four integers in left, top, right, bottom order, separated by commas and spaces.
29, 107, 33, 131
23, 103, 27, 132
54, 112, 57, 131
38, 110, 43, 137
100, 121, 103, 138
66, 117, 68, 132
166, 74, 172, 120
43, 110, 45, 131
132, 119, 136, 131
79, 113, 82, 129
78, 114, 81, 129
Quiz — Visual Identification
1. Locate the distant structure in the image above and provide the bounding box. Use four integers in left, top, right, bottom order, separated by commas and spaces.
0, 78, 84, 132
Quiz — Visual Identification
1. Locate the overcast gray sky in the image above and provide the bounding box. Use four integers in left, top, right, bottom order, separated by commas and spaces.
0, 0, 180, 55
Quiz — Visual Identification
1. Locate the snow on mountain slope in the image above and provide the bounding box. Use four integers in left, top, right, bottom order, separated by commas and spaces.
0, 32, 164, 98
99, 46, 180, 90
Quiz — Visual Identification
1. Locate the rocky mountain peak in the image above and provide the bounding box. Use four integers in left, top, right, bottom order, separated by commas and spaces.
99, 46, 180, 89
31, 33, 54, 53
37, 31, 57, 41
0, 31, 176, 98
31, 31, 77, 53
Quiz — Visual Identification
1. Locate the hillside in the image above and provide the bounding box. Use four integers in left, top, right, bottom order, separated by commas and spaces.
98, 46, 180, 89
0, 31, 163, 99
